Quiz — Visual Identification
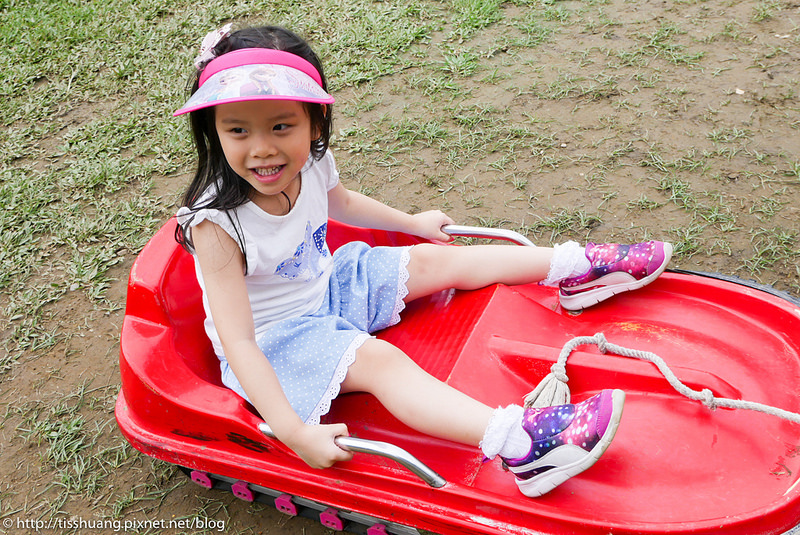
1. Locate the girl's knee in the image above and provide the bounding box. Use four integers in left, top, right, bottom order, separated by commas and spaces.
407, 243, 441, 276
405, 243, 460, 300
342, 338, 411, 392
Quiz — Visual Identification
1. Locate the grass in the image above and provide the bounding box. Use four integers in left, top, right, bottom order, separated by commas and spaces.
12, 381, 137, 515
0, 0, 444, 529
2, 0, 799, 532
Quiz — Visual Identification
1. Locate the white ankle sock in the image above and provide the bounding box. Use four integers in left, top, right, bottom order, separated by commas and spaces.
542, 241, 591, 287
480, 405, 532, 460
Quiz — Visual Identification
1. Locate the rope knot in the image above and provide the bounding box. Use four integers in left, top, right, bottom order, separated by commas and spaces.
593, 332, 609, 353
550, 362, 568, 383
699, 389, 718, 410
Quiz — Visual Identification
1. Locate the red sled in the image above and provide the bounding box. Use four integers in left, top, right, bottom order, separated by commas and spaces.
116, 219, 800, 535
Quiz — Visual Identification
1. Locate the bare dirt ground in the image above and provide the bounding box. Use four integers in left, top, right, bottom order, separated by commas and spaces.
1, 1, 799, 534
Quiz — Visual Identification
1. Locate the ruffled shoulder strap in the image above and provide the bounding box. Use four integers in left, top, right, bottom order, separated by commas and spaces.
176, 204, 242, 252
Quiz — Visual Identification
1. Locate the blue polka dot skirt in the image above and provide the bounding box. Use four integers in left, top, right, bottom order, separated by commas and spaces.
220, 242, 412, 424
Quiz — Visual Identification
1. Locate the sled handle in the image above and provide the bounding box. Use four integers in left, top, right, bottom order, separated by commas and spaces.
441, 225, 536, 247
258, 423, 446, 488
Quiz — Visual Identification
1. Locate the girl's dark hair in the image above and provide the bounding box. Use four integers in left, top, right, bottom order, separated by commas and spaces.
175, 26, 332, 270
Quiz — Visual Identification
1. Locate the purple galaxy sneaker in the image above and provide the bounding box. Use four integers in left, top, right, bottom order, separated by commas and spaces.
502, 389, 625, 497
559, 241, 672, 311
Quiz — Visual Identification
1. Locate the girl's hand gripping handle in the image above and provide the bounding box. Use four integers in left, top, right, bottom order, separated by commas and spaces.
259, 422, 447, 487
410, 210, 455, 242
282, 422, 354, 469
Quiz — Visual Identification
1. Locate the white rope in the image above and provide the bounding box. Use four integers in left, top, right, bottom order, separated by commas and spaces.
524, 332, 800, 425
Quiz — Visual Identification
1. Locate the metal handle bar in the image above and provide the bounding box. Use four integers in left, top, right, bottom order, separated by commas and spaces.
441, 225, 535, 247
258, 423, 446, 488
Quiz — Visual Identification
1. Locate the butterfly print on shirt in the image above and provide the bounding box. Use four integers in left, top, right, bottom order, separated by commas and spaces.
274, 222, 329, 281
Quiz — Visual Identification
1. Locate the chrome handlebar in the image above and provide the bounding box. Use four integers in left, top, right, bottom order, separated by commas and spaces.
441, 225, 535, 247
258, 423, 446, 488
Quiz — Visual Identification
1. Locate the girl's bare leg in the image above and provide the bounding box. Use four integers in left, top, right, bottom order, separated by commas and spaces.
340, 243, 555, 445
340, 337, 493, 446
339, 242, 633, 498
404, 243, 554, 302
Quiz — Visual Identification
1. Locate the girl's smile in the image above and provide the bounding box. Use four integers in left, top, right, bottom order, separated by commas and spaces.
215, 99, 316, 213
253, 165, 283, 180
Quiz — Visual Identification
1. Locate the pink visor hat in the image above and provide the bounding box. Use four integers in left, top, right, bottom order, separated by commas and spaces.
173, 48, 335, 116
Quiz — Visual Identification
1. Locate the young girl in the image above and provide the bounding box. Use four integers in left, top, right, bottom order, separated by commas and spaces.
174, 25, 673, 498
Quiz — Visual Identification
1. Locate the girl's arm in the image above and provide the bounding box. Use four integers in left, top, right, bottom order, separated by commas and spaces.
327, 182, 454, 242
191, 220, 353, 469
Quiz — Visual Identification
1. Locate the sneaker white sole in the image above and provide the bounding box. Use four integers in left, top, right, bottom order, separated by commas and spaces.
559, 243, 673, 311
515, 389, 626, 498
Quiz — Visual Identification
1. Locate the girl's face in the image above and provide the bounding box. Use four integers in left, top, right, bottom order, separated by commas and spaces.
214, 99, 315, 211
